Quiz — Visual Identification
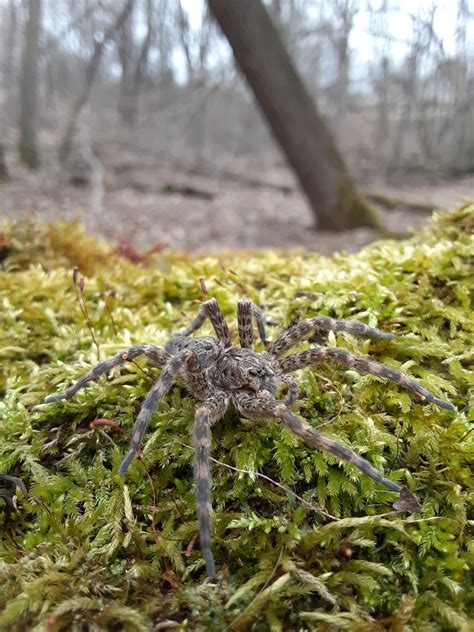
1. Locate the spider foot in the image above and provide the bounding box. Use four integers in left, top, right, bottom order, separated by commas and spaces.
0, 475, 27, 512
392, 487, 420, 513
420, 392, 456, 412
118, 449, 136, 476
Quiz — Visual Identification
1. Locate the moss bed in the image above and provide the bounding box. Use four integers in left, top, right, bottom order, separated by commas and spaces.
0, 208, 473, 631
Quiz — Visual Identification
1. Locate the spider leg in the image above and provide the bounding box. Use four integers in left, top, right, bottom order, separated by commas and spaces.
280, 348, 455, 411
0, 474, 27, 512
270, 316, 394, 358
0, 474, 27, 495
281, 374, 298, 407
237, 298, 267, 350
192, 391, 229, 579
233, 392, 420, 513
181, 299, 233, 347
44, 345, 169, 403
252, 305, 267, 348
237, 299, 255, 349
0, 491, 16, 511
118, 349, 195, 475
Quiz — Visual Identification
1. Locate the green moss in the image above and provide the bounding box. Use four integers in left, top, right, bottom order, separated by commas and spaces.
0, 206, 473, 631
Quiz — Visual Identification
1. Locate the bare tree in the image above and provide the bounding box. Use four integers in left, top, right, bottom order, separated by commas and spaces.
19, 0, 42, 169
373, 56, 391, 182
155, 0, 174, 85
387, 20, 422, 177
367, 1, 393, 183
58, 0, 134, 163
176, 2, 215, 164
328, 0, 359, 125
451, 0, 473, 171
117, 0, 156, 126
0, 0, 17, 180
176, 1, 214, 82
117, 0, 136, 125
208, 0, 379, 231
176, 1, 194, 81
133, 0, 154, 94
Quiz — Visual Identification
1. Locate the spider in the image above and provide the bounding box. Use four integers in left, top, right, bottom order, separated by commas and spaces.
44, 298, 455, 579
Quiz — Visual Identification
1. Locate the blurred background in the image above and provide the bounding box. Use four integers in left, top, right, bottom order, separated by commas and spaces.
1, 0, 473, 254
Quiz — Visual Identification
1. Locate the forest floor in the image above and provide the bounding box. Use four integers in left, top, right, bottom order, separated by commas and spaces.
2, 140, 473, 255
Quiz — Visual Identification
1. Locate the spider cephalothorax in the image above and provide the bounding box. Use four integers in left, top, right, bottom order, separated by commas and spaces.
44, 297, 455, 579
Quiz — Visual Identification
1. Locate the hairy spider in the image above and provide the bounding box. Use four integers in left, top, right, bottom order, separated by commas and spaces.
44, 298, 455, 579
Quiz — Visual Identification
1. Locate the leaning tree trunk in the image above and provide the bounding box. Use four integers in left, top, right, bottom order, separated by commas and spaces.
19, 0, 42, 169
207, 0, 379, 231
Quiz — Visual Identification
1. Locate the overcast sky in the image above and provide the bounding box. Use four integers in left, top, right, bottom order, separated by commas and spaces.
176, 0, 472, 83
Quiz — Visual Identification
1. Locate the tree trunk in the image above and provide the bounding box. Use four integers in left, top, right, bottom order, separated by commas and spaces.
0, 137, 5, 182
207, 0, 379, 231
118, 1, 135, 125
156, 0, 174, 85
0, 0, 16, 181
375, 56, 390, 183
388, 51, 418, 180
59, 0, 134, 163
19, 0, 42, 169
126, 0, 154, 125
331, 1, 358, 128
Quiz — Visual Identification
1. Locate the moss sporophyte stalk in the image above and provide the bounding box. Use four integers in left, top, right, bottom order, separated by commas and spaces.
0, 205, 472, 630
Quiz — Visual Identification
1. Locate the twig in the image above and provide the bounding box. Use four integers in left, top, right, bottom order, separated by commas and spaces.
137, 456, 176, 583
176, 441, 338, 521
459, 427, 473, 442
72, 268, 101, 360
137, 457, 161, 548
304, 370, 345, 430
90, 418, 124, 433
226, 546, 284, 631
127, 358, 151, 379
199, 277, 208, 296
104, 284, 118, 335
372, 509, 457, 525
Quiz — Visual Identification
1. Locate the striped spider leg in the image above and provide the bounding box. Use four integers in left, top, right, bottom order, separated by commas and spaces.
279, 347, 456, 411
233, 391, 421, 511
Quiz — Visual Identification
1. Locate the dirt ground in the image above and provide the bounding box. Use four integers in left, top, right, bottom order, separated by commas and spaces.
1, 143, 473, 255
